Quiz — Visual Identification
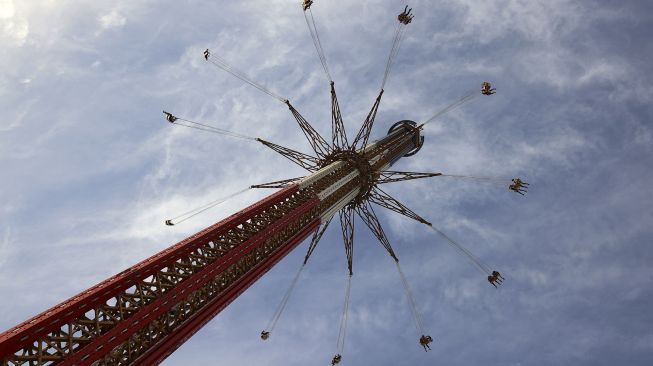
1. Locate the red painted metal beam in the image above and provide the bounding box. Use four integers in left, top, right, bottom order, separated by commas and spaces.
0, 185, 299, 357
59, 196, 321, 366
0, 120, 422, 366
135, 219, 322, 365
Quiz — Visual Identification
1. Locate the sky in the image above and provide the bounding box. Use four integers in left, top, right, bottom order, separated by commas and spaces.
1, 0, 652, 365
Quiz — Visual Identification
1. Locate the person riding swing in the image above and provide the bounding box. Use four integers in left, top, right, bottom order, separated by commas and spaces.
398, 6, 414, 25
260, 330, 270, 340
509, 178, 529, 195
481, 81, 496, 95
419, 335, 433, 351
492, 270, 504, 284
512, 178, 529, 188
163, 111, 177, 123
488, 274, 499, 288
488, 270, 505, 288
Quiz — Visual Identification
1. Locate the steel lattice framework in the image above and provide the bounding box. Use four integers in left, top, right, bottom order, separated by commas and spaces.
1, 2, 520, 365
0, 118, 425, 365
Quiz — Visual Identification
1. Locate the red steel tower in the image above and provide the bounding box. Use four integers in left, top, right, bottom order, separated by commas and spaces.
1, 3, 517, 365
0, 115, 424, 365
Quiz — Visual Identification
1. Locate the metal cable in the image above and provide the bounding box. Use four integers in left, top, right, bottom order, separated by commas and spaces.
305, 8, 332, 82
440, 175, 508, 187
421, 91, 477, 126
206, 52, 286, 103
395, 261, 425, 335
166, 187, 251, 225
171, 117, 257, 141
265, 263, 305, 333
384, 23, 403, 87
427, 225, 492, 275
381, 23, 406, 90
336, 274, 352, 354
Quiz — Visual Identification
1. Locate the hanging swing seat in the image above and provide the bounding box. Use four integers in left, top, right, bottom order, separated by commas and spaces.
260, 330, 270, 340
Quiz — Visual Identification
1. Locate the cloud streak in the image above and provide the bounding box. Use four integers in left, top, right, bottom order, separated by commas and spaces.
1, 0, 652, 365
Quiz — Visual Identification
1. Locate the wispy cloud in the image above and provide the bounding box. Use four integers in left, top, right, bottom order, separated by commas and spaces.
1, 0, 652, 365
98, 10, 126, 30
0, 0, 28, 46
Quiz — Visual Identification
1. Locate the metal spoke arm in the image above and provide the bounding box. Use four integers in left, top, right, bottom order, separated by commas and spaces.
330, 82, 349, 149
339, 206, 355, 276
303, 217, 332, 265
285, 100, 332, 158
351, 89, 384, 150
377, 171, 443, 184
251, 177, 305, 189
355, 202, 398, 262
368, 187, 431, 226
257, 138, 319, 171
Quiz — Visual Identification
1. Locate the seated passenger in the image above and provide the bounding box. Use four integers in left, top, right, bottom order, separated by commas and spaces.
509, 183, 527, 195
419, 335, 433, 351
481, 82, 496, 95
492, 271, 504, 284
398, 6, 414, 24
163, 111, 177, 123
512, 178, 529, 186
488, 275, 498, 288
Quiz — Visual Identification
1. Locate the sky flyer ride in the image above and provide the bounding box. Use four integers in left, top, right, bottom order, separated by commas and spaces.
0, 2, 528, 365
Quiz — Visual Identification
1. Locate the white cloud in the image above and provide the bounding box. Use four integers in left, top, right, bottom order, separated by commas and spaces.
0, 0, 14, 19
1, 1, 652, 365
98, 10, 126, 29
0, 0, 28, 46
578, 60, 627, 85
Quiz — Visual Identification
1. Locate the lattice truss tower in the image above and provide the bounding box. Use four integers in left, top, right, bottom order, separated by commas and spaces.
0, 2, 523, 365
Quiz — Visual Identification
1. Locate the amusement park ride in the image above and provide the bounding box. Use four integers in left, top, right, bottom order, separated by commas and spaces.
0, 2, 528, 365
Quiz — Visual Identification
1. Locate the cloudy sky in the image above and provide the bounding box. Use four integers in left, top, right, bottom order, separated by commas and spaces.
1, 0, 652, 365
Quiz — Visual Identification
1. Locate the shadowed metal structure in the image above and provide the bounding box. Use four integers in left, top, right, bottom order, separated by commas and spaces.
0, 2, 524, 365
0, 118, 423, 366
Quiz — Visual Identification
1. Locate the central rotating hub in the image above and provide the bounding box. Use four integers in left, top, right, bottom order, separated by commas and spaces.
319, 149, 375, 205
316, 120, 425, 207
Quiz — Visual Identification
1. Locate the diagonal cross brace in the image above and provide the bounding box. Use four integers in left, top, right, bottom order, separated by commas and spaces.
368, 187, 432, 226
286, 100, 332, 158
251, 177, 305, 189
257, 138, 319, 171
355, 201, 398, 262
339, 206, 355, 275
351, 89, 384, 150
377, 171, 443, 184
303, 217, 332, 265
330, 82, 349, 150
